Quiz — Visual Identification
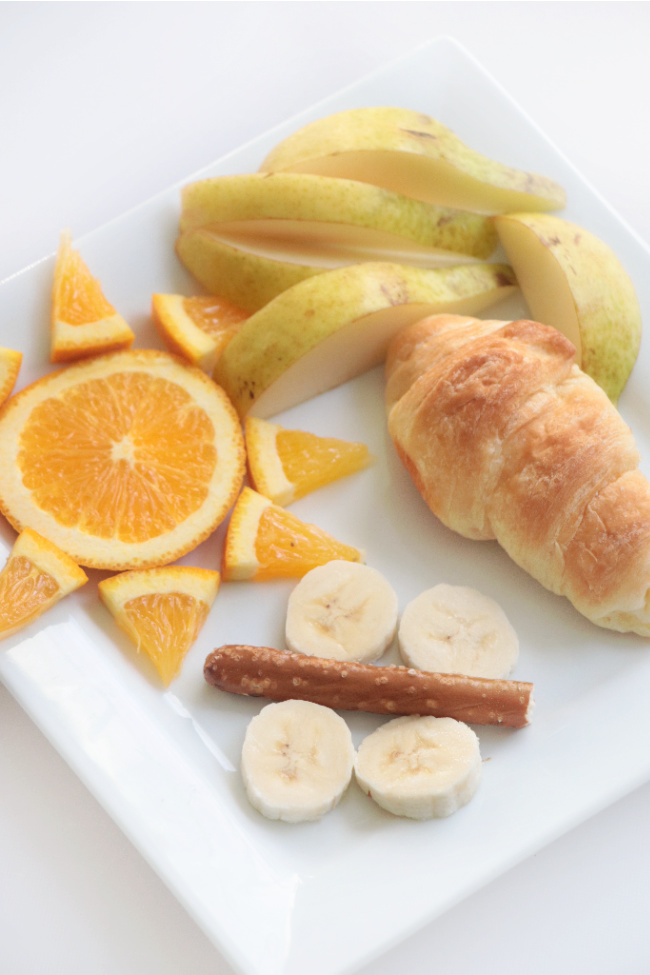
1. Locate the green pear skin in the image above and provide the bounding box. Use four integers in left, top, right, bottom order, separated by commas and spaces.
213, 261, 517, 418
494, 213, 642, 403
179, 172, 498, 259
175, 230, 323, 312
260, 107, 566, 214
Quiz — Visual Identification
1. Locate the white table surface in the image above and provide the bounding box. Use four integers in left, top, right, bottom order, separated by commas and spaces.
2, 3, 650, 974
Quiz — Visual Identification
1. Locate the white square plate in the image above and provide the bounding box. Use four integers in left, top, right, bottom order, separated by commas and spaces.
2, 36, 650, 975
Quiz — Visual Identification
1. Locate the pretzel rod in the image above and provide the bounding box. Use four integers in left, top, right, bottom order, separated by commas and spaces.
204, 644, 534, 728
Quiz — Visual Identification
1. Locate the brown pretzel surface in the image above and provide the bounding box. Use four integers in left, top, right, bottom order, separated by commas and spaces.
204, 644, 534, 728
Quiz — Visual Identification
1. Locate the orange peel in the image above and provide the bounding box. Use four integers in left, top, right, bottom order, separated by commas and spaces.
0, 349, 246, 570
152, 293, 248, 373
99, 565, 220, 685
0, 527, 88, 639
51, 231, 135, 363
222, 486, 363, 581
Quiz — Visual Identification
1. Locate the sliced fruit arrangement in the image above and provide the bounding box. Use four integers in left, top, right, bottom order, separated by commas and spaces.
354, 715, 483, 820
151, 293, 249, 372
285, 560, 398, 663
259, 107, 567, 213
214, 260, 518, 418
178, 171, 498, 265
0, 527, 87, 640
221, 486, 363, 581
51, 231, 135, 363
245, 417, 373, 506
398, 583, 519, 679
0, 349, 245, 570
175, 167, 503, 312
98, 566, 221, 685
5, 96, 638, 841
493, 212, 642, 402
0, 347, 22, 406
241, 699, 355, 823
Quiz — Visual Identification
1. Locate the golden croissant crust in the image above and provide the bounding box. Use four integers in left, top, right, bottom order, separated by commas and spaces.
386, 313, 649, 635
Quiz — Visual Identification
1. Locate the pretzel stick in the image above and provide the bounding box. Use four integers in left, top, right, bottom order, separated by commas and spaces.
204, 644, 534, 728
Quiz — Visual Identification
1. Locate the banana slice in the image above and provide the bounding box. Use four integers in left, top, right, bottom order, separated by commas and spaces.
241, 699, 355, 823
285, 559, 398, 663
354, 715, 482, 819
398, 583, 519, 679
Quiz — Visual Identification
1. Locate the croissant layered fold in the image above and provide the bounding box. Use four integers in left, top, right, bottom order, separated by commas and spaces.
385, 314, 650, 635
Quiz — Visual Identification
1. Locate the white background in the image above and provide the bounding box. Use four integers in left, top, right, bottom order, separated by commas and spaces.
2, 3, 650, 974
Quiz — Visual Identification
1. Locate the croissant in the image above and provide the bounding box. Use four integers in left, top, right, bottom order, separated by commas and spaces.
385, 313, 650, 636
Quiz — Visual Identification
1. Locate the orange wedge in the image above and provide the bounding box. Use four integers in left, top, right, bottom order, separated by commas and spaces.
0, 347, 22, 406
152, 294, 249, 373
222, 486, 363, 581
98, 566, 220, 685
245, 417, 373, 506
0, 527, 88, 639
0, 349, 246, 571
51, 231, 135, 363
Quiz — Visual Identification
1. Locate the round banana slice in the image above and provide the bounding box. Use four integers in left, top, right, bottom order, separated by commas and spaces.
354, 715, 482, 820
398, 583, 519, 679
285, 559, 398, 663
241, 699, 355, 823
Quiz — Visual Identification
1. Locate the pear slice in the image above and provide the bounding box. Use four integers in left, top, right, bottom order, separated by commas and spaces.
260, 107, 566, 214
493, 213, 642, 403
179, 172, 498, 261
213, 261, 517, 418
175, 229, 322, 312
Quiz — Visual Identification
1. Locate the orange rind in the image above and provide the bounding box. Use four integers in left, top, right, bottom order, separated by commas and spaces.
51, 231, 135, 363
99, 565, 221, 685
0, 349, 246, 570
152, 293, 248, 373
0, 527, 88, 639
245, 417, 373, 506
0, 347, 22, 407
222, 486, 363, 581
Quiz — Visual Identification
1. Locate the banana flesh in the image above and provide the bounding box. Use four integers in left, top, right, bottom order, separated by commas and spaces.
354, 715, 482, 819
398, 583, 519, 679
241, 699, 355, 823
285, 560, 398, 663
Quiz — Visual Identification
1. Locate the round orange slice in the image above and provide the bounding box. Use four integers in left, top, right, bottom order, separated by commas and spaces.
0, 527, 88, 639
245, 416, 373, 506
51, 231, 135, 363
98, 565, 221, 685
0, 349, 246, 570
222, 486, 363, 581
152, 294, 248, 373
0, 347, 22, 407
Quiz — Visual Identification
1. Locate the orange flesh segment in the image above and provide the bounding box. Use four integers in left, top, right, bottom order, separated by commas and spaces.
122, 590, 210, 685
0, 555, 59, 633
253, 503, 363, 580
18, 371, 217, 543
54, 236, 116, 325
183, 296, 249, 336
276, 429, 371, 498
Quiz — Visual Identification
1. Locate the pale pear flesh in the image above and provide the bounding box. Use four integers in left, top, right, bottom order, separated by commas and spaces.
179, 173, 497, 259
199, 220, 481, 268
263, 151, 563, 216
260, 107, 566, 214
494, 217, 583, 360
249, 296, 511, 419
494, 213, 642, 403
213, 261, 518, 418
